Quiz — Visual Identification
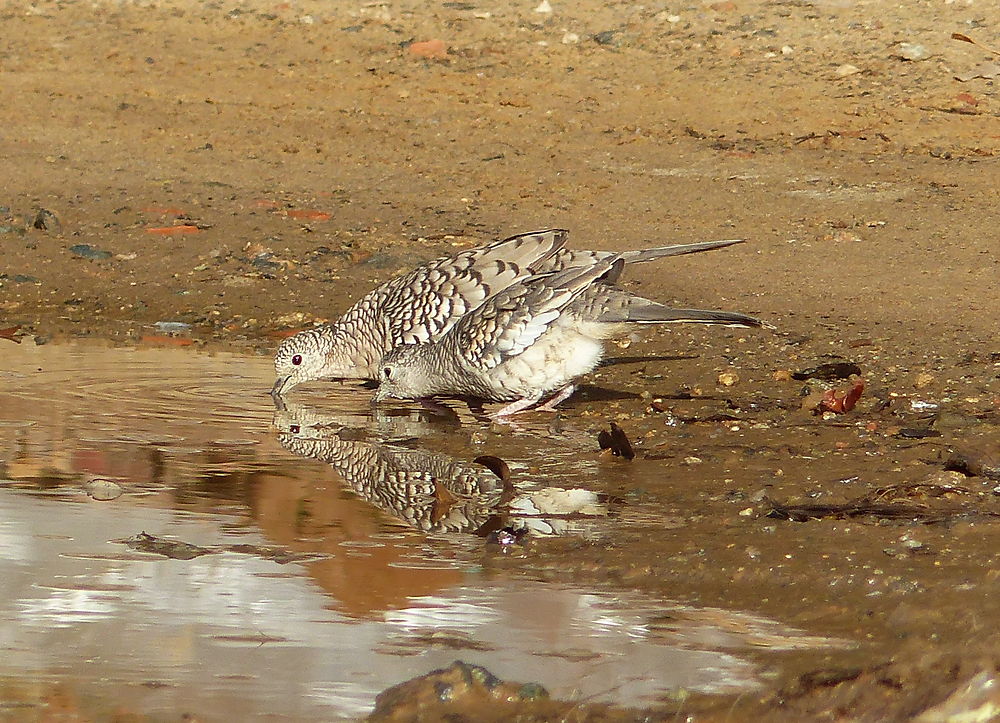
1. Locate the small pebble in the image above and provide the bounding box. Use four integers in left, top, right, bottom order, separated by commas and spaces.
835, 63, 862, 77
830, 229, 863, 243
69, 244, 112, 260
792, 362, 861, 381
408, 39, 448, 60
594, 30, 619, 46
896, 42, 930, 61
84, 478, 124, 501
32, 209, 60, 232
251, 254, 283, 271
717, 371, 740, 387
153, 321, 192, 334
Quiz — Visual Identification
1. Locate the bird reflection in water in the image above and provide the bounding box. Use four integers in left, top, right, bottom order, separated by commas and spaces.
271, 401, 616, 538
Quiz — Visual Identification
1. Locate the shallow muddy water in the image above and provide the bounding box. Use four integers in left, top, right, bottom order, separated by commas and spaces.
0, 342, 852, 720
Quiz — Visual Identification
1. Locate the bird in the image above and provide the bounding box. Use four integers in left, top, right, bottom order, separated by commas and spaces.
373, 256, 767, 418
271, 228, 746, 396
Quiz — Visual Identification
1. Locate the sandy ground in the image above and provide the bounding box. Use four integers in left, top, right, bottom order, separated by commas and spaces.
2, 0, 1000, 719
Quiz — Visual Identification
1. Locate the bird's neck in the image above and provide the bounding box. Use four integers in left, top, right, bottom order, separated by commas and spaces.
322, 321, 383, 380
413, 343, 463, 397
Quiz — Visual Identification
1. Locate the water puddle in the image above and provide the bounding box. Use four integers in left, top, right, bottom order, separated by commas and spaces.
0, 342, 846, 719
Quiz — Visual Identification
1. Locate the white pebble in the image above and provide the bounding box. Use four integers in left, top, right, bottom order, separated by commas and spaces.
897, 42, 930, 61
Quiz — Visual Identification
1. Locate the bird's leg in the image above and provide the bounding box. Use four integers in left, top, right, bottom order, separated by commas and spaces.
533, 384, 576, 412
490, 395, 543, 419
490, 385, 576, 420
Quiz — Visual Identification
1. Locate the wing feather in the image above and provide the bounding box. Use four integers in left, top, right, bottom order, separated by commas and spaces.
450, 260, 619, 371
342, 230, 568, 349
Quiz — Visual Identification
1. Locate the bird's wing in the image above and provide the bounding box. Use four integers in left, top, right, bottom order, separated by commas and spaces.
343, 230, 570, 347
472, 228, 569, 269
452, 258, 622, 370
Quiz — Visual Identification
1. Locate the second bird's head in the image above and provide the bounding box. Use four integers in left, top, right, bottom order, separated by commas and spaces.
373, 344, 436, 403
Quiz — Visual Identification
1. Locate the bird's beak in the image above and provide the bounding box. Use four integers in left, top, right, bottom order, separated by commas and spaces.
371, 385, 388, 405
271, 375, 290, 399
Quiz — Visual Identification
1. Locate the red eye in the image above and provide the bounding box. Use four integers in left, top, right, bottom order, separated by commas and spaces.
292, 354, 302, 366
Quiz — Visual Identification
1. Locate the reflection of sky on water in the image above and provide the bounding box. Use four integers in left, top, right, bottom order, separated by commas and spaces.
0, 490, 812, 719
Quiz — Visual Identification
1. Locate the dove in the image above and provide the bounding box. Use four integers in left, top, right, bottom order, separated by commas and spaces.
373, 256, 766, 417
271, 229, 746, 396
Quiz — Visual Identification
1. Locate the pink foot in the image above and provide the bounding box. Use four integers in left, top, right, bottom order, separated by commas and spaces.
488, 385, 576, 420
533, 384, 576, 412
490, 396, 542, 419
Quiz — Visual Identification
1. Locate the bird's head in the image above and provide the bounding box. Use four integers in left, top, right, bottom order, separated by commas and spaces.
271, 328, 333, 397
372, 344, 437, 403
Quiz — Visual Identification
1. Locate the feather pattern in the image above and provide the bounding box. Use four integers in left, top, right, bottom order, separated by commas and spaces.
373, 254, 768, 416
272, 228, 755, 396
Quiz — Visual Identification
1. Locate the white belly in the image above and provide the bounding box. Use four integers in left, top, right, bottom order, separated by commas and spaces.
489, 327, 605, 398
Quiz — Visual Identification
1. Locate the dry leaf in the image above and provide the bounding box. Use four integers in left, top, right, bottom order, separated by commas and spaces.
0, 325, 22, 343
952, 32, 1000, 57
474, 455, 510, 481
815, 380, 865, 415
598, 422, 635, 460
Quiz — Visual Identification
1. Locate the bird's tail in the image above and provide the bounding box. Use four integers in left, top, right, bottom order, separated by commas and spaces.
591, 289, 770, 329
618, 238, 744, 264
624, 301, 769, 328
